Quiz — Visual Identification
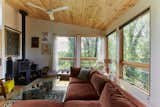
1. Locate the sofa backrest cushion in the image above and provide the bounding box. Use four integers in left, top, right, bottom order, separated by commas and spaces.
90, 73, 106, 96
111, 97, 137, 107
100, 81, 137, 107
78, 68, 90, 81
100, 83, 112, 107
70, 67, 81, 77
107, 81, 137, 107
89, 69, 99, 79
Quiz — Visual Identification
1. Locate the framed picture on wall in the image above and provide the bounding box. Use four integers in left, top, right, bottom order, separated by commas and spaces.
31, 37, 39, 48
5, 26, 20, 56
41, 32, 49, 43
41, 43, 50, 55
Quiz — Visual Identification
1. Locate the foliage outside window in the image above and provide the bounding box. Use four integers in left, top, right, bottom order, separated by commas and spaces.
108, 32, 117, 74
81, 37, 100, 68
122, 12, 150, 92
57, 37, 75, 71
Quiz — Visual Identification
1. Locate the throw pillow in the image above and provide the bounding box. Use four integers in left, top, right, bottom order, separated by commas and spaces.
70, 67, 81, 77
78, 68, 90, 81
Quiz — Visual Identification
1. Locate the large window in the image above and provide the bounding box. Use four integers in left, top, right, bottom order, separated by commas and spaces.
81, 37, 100, 68
122, 12, 150, 92
57, 37, 76, 71
108, 32, 117, 74
56, 36, 104, 71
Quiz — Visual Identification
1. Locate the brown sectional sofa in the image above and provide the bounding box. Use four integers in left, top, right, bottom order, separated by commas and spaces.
12, 69, 146, 107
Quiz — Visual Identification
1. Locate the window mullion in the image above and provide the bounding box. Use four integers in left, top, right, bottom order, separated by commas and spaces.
75, 36, 81, 67
105, 36, 109, 73
119, 29, 124, 78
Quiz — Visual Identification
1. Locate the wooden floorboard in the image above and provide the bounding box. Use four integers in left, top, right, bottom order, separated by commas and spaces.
0, 85, 24, 107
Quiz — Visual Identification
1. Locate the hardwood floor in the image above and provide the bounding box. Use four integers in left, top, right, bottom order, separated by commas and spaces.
0, 86, 24, 107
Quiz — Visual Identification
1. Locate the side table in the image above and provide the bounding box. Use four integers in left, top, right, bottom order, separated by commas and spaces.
57, 71, 70, 81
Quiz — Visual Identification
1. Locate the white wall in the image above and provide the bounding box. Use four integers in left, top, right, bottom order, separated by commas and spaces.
26, 18, 103, 69
150, 1, 160, 107
3, 2, 103, 73
4, 2, 22, 60
0, 2, 22, 78
0, 30, 2, 78
4, 2, 21, 31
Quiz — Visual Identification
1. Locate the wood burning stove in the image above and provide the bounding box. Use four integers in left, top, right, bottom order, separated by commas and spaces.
15, 59, 31, 85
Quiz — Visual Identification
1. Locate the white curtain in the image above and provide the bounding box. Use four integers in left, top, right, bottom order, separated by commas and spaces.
52, 35, 58, 73
97, 36, 106, 62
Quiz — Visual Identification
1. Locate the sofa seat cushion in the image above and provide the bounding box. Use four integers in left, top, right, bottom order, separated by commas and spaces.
90, 73, 106, 96
64, 100, 101, 107
12, 100, 63, 107
65, 83, 99, 101
69, 77, 90, 84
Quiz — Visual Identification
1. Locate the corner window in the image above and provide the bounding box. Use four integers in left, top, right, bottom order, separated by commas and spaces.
122, 12, 150, 92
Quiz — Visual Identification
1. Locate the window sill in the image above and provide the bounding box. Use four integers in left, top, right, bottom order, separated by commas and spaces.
118, 79, 150, 105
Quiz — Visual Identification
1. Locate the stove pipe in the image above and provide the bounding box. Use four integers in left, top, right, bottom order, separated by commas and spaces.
19, 10, 27, 60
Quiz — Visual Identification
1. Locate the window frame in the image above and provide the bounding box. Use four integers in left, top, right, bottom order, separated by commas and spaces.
57, 36, 76, 70
106, 31, 117, 73
57, 36, 101, 69
105, 8, 151, 93
119, 9, 151, 93
80, 36, 99, 68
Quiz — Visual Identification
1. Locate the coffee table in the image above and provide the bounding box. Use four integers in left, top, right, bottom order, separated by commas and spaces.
8, 76, 65, 101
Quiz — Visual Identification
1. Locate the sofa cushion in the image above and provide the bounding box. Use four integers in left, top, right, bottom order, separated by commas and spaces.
111, 97, 137, 107
100, 83, 112, 107
90, 73, 106, 96
78, 68, 90, 81
64, 100, 101, 107
69, 77, 90, 84
65, 83, 98, 101
12, 100, 63, 107
70, 67, 81, 77
89, 70, 98, 79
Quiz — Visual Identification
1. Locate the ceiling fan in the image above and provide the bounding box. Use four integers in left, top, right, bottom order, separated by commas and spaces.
26, 2, 69, 20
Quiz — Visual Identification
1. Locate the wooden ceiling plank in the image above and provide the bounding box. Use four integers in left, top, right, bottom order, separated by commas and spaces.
6, 0, 138, 31
39, 0, 48, 10
103, 0, 138, 30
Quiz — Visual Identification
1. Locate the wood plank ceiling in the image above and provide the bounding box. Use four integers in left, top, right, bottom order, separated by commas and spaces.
6, 0, 138, 30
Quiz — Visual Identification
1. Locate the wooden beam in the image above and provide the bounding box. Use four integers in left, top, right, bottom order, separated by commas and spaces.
122, 61, 150, 69
119, 29, 124, 78
59, 57, 75, 60
105, 37, 109, 73
80, 57, 97, 60
59, 57, 97, 61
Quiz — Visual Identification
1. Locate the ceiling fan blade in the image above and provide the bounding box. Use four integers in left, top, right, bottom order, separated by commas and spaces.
51, 6, 69, 13
26, 2, 46, 12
